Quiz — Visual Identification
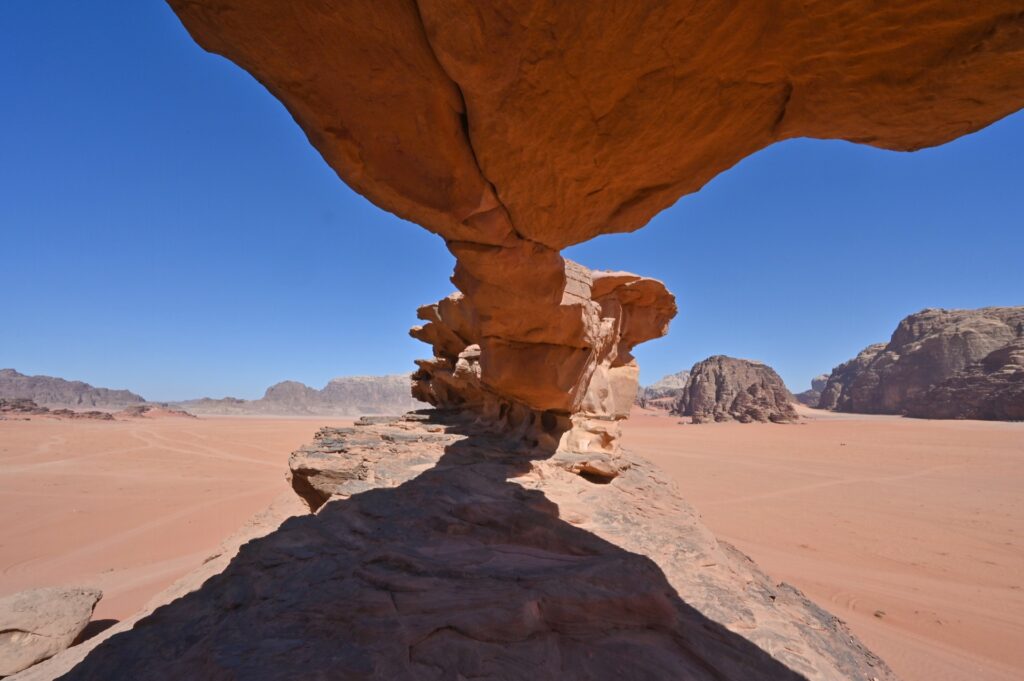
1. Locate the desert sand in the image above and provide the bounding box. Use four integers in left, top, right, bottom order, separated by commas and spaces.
622, 407, 1024, 681
2, 410, 1021, 681
0, 415, 349, 623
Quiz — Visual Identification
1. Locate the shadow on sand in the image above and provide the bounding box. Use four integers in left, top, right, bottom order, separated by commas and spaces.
58, 412, 807, 680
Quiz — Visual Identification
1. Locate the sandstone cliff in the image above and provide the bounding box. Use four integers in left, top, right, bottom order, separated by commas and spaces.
673, 356, 798, 424
818, 307, 1024, 418
0, 369, 144, 410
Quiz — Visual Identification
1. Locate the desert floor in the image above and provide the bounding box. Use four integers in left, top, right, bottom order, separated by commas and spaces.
1, 411, 1021, 681
623, 408, 1024, 681
0, 415, 349, 623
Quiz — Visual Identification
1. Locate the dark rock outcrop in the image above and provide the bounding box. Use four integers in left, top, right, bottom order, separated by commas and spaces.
794, 374, 830, 407
57, 414, 894, 681
673, 356, 798, 424
636, 370, 690, 410
818, 307, 1024, 418
0, 369, 144, 410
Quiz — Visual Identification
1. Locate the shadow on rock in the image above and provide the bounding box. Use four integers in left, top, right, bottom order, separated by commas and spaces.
57, 414, 807, 680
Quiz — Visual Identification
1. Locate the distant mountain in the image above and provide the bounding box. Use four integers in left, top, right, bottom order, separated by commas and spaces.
793, 374, 830, 407
635, 370, 690, 410
0, 369, 146, 410
175, 374, 424, 416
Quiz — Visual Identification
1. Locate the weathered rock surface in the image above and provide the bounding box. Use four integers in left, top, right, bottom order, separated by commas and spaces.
166, 0, 1024, 451
818, 307, 1024, 417
636, 370, 690, 410
58, 415, 894, 681
673, 356, 799, 424
904, 337, 1024, 420
0, 369, 144, 410
0, 588, 101, 676
175, 374, 424, 416
794, 374, 830, 407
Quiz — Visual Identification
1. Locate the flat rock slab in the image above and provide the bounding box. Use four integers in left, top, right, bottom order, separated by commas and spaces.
0, 587, 101, 676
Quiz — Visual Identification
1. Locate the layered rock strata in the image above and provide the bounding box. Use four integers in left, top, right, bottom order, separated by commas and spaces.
60, 414, 895, 681
674, 356, 799, 424
818, 307, 1024, 418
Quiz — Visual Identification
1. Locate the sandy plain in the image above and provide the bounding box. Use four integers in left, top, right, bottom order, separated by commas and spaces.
1, 409, 1021, 681
622, 407, 1024, 681
0, 415, 349, 623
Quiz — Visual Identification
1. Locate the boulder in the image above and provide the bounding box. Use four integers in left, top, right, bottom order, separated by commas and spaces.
673, 356, 799, 424
819, 307, 1024, 417
165, 0, 1024, 450
0, 587, 101, 676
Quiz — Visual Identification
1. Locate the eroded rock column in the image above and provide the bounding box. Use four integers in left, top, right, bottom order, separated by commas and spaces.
411, 238, 675, 471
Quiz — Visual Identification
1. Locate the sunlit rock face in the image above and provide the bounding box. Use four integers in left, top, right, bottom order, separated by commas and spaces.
166, 0, 1024, 450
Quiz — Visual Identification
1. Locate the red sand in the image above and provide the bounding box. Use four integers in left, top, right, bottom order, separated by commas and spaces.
622, 407, 1024, 681
2, 410, 1021, 681
0, 416, 349, 622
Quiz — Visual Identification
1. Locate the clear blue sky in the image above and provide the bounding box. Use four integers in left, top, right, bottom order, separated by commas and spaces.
2, 2, 1022, 401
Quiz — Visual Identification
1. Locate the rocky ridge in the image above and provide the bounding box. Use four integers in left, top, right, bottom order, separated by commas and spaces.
55, 413, 894, 681
0, 369, 144, 410
176, 374, 424, 416
167, 0, 1024, 453
818, 307, 1024, 418
794, 374, 829, 407
673, 356, 799, 424
636, 370, 690, 410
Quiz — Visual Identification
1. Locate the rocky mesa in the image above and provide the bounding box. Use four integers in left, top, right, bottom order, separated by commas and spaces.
817, 307, 1024, 419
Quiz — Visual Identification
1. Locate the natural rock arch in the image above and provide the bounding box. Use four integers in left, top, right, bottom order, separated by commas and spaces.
164, 0, 1024, 460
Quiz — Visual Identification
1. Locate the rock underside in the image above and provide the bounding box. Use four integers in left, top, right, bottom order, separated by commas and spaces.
818, 307, 1024, 418
57, 414, 894, 681
673, 356, 799, 424
0, 588, 101, 676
